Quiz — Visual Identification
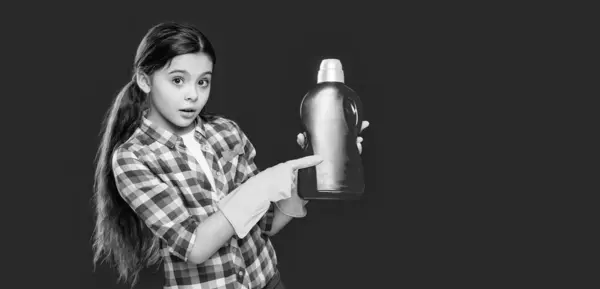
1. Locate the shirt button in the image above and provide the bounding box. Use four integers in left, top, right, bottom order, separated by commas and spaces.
216, 171, 221, 177
238, 270, 244, 277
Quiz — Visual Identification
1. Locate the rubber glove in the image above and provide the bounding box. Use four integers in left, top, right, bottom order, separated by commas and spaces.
274, 169, 309, 217
218, 155, 323, 238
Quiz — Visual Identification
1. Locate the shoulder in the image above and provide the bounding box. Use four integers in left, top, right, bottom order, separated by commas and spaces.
111, 141, 144, 167
111, 131, 156, 169
203, 115, 256, 154
204, 115, 247, 138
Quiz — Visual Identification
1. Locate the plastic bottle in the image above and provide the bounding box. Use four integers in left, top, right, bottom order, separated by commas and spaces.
297, 58, 365, 200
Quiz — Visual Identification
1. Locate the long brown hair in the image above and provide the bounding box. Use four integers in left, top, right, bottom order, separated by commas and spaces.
92, 21, 217, 287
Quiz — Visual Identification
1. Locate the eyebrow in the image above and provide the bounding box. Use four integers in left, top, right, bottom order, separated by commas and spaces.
168, 69, 212, 76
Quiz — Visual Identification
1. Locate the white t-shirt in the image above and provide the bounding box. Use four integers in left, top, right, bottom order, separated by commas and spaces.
180, 129, 217, 191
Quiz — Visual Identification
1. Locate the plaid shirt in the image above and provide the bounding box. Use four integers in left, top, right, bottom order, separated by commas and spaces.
112, 113, 278, 289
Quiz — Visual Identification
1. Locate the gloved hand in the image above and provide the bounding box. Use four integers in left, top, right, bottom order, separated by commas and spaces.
274, 169, 308, 217
276, 120, 371, 218
218, 155, 323, 238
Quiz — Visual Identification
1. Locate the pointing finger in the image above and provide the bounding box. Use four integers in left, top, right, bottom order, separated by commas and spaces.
286, 155, 324, 170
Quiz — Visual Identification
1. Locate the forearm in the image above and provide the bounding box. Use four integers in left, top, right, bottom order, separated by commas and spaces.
188, 202, 290, 260
187, 210, 235, 264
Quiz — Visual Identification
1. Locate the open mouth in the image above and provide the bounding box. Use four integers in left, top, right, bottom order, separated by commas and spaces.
180, 109, 195, 113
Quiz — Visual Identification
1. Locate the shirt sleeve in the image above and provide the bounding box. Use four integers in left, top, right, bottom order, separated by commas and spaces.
234, 123, 276, 234
112, 146, 199, 261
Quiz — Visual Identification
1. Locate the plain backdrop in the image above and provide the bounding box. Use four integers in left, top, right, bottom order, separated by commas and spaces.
79, 6, 388, 289
8, 2, 576, 289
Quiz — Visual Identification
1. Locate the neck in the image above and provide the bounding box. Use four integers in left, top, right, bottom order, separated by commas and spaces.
182, 118, 200, 135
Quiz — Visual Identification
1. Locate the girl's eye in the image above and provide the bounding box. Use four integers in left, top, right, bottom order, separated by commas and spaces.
199, 79, 210, 87
172, 77, 184, 85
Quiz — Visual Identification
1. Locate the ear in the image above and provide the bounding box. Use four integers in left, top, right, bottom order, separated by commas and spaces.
135, 72, 152, 93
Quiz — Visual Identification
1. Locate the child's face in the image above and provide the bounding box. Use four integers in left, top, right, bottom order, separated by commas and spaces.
146, 52, 213, 134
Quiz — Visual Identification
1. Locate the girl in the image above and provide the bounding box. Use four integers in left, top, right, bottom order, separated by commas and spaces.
92, 21, 369, 289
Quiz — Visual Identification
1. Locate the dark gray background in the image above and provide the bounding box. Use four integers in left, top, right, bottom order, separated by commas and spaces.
10, 2, 573, 288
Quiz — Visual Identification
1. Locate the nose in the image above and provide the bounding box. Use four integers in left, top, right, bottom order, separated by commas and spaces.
185, 87, 199, 102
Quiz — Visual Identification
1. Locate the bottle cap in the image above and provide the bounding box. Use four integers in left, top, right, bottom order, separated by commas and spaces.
317, 59, 345, 83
